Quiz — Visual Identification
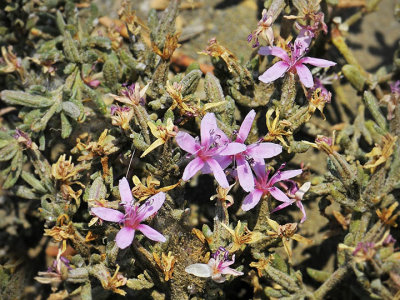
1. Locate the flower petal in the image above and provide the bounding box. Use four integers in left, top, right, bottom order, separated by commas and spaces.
270, 169, 302, 185
176, 131, 199, 154
258, 46, 290, 62
246, 142, 282, 158
220, 267, 244, 276
200, 113, 218, 148
237, 110, 255, 142
252, 162, 267, 179
295, 64, 313, 88
259, 61, 289, 84
119, 177, 133, 206
136, 224, 166, 242
295, 182, 311, 200
185, 263, 212, 278
269, 186, 291, 202
241, 189, 263, 211
236, 155, 255, 192
218, 142, 246, 156
296, 201, 307, 223
182, 157, 205, 181
206, 158, 229, 188
136, 192, 165, 222
91, 207, 124, 222
271, 201, 293, 213
115, 227, 135, 249
300, 57, 336, 68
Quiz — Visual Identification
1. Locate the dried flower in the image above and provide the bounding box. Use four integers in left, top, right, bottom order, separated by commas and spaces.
185, 247, 243, 283
272, 182, 311, 223
250, 255, 274, 277
376, 202, 399, 228
176, 113, 246, 188
307, 78, 332, 119
153, 251, 176, 281
166, 80, 195, 116
152, 33, 180, 60
0, 46, 25, 80
97, 264, 127, 296
266, 218, 312, 262
263, 108, 292, 147
141, 118, 177, 157
110, 105, 134, 130
248, 9, 275, 47
221, 221, 264, 253
91, 177, 166, 249
380, 81, 400, 120
241, 164, 302, 211
258, 33, 336, 88
131, 175, 180, 201
210, 184, 235, 207
112, 82, 149, 106
364, 134, 397, 173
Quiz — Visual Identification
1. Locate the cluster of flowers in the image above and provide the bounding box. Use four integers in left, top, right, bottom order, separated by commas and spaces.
176, 111, 308, 220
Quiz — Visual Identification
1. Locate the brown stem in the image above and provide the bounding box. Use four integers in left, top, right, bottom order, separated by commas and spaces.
313, 264, 351, 300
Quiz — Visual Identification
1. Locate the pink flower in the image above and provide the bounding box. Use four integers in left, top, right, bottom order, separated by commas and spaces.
271, 181, 311, 223
185, 247, 243, 283
176, 113, 246, 188
230, 110, 282, 192
91, 177, 166, 249
258, 34, 336, 88
241, 164, 302, 211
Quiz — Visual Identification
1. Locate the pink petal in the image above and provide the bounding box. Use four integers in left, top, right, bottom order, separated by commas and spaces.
176, 131, 199, 154
241, 189, 263, 211
246, 142, 282, 159
269, 169, 302, 186
270, 169, 302, 185
296, 201, 307, 223
236, 155, 255, 192
221, 267, 244, 276
115, 227, 135, 249
259, 61, 290, 84
258, 46, 290, 62
237, 110, 255, 142
136, 192, 165, 222
119, 177, 133, 206
300, 57, 336, 68
218, 142, 246, 155
91, 207, 124, 222
136, 224, 166, 242
182, 157, 205, 181
200, 113, 218, 148
252, 162, 267, 180
271, 201, 293, 213
295, 64, 314, 88
269, 186, 291, 202
206, 158, 229, 188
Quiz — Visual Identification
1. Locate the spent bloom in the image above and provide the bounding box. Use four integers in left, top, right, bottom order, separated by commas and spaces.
247, 8, 275, 47
228, 110, 282, 192
91, 177, 166, 249
271, 181, 311, 223
241, 163, 302, 211
176, 113, 246, 188
185, 247, 243, 283
258, 33, 336, 88
380, 80, 400, 120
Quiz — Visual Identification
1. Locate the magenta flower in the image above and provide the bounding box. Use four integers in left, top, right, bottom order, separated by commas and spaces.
271, 181, 311, 223
185, 247, 243, 283
258, 34, 336, 88
230, 110, 282, 192
176, 113, 246, 188
91, 177, 166, 249
241, 163, 302, 211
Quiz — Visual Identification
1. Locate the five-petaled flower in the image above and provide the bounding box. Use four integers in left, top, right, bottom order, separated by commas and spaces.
91, 177, 166, 249
176, 113, 246, 188
228, 110, 282, 192
241, 163, 302, 211
271, 181, 311, 223
258, 33, 336, 88
185, 247, 243, 283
